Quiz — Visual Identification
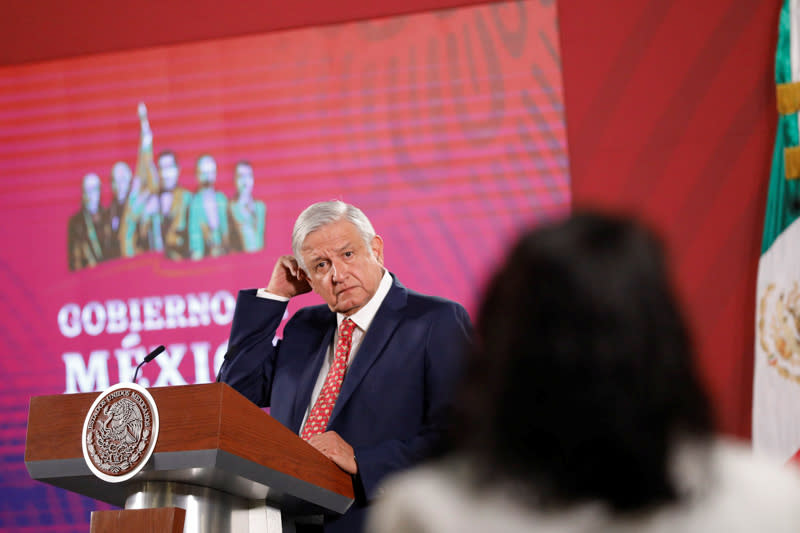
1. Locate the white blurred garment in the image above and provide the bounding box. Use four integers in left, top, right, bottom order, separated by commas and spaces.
367, 439, 800, 533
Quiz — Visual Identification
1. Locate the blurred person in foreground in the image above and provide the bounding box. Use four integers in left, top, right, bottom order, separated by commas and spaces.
368, 212, 800, 533
218, 200, 472, 533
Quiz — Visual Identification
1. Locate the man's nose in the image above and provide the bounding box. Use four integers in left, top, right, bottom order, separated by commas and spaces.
330, 260, 346, 282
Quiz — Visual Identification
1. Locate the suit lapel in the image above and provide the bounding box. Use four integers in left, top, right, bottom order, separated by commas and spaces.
329, 277, 407, 425
290, 319, 336, 433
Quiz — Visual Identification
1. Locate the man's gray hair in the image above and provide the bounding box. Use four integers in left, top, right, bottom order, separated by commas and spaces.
292, 201, 376, 272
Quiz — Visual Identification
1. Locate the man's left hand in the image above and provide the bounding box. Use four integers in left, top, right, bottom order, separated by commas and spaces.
306, 431, 357, 474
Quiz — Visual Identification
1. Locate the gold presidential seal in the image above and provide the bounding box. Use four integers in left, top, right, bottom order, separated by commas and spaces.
81, 382, 160, 483
758, 281, 800, 383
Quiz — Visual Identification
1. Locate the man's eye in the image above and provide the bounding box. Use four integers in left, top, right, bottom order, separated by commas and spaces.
316, 261, 328, 271
344, 251, 354, 258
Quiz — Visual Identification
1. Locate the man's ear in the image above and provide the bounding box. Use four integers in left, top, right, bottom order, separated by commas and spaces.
297, 265, 309, 282
371, 235, 384, 265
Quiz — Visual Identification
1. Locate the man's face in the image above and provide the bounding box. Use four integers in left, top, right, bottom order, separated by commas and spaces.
111, 163, 131, 202
300, 219, 384, 316
235, 164, 254, 196
197, 156, 217, 186
158, 154, 179, 191
82, 173, 101, 213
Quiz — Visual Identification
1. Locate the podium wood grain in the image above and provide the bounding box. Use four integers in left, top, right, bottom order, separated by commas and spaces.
90, 507, 185, 533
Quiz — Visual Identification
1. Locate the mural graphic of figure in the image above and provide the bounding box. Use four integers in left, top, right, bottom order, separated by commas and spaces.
106, 161, 132, 259
188, 154, 229, 259
228, 161, 265, 253
120, 103, 163, 257
157, 150, 192, 260
67, 173, 109, 271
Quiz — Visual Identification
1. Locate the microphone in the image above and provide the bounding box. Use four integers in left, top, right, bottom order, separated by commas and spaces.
132, 345, 165, 383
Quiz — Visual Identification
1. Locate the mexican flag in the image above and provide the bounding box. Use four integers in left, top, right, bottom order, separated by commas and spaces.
753, 0, 800, 462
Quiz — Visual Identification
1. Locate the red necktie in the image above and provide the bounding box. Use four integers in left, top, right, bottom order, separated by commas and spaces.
301, 318, 357, 440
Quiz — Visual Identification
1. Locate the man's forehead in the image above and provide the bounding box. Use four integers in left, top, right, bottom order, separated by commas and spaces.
301, 238, 355, 256
302, 220, 362, 247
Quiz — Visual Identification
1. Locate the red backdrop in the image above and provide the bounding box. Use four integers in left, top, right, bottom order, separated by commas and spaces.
2, 0, 778, 440
560, 0, 778, 439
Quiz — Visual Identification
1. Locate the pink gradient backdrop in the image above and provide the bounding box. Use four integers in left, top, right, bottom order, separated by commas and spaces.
0, 1, 569, 530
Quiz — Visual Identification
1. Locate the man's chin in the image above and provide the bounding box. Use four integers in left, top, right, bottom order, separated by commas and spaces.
331, 299, 364, 316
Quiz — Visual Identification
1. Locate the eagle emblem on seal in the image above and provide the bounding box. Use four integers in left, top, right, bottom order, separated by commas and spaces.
758, 281, 800, 383
82, 382, 159, 483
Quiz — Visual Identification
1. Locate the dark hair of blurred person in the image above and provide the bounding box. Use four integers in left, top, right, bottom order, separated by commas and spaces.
456, 211, 711, 511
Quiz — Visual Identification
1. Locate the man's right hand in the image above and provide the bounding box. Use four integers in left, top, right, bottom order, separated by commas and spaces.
266, 255, 312, 298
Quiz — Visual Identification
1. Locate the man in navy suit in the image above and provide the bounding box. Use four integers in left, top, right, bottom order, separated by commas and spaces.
218, 200, 472, 532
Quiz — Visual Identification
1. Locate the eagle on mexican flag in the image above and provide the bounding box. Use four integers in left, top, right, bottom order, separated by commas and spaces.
754, 0, 800, 462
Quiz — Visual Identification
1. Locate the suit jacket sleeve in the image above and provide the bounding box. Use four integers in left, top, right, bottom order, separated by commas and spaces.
353, 301, 472, 502
217, 289, 287, 407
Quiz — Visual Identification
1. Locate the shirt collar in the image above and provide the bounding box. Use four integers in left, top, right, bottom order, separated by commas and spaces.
337, 269, 392, 332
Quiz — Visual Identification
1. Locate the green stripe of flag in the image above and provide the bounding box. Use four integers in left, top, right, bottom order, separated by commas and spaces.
763, 0, 800, 254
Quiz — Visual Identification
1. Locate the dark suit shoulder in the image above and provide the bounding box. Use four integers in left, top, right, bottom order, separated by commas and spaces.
403, 288, 467, 317
288, 303, 335, 329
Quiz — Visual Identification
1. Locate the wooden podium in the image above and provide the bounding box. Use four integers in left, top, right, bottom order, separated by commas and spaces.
25, 383, 354, 532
